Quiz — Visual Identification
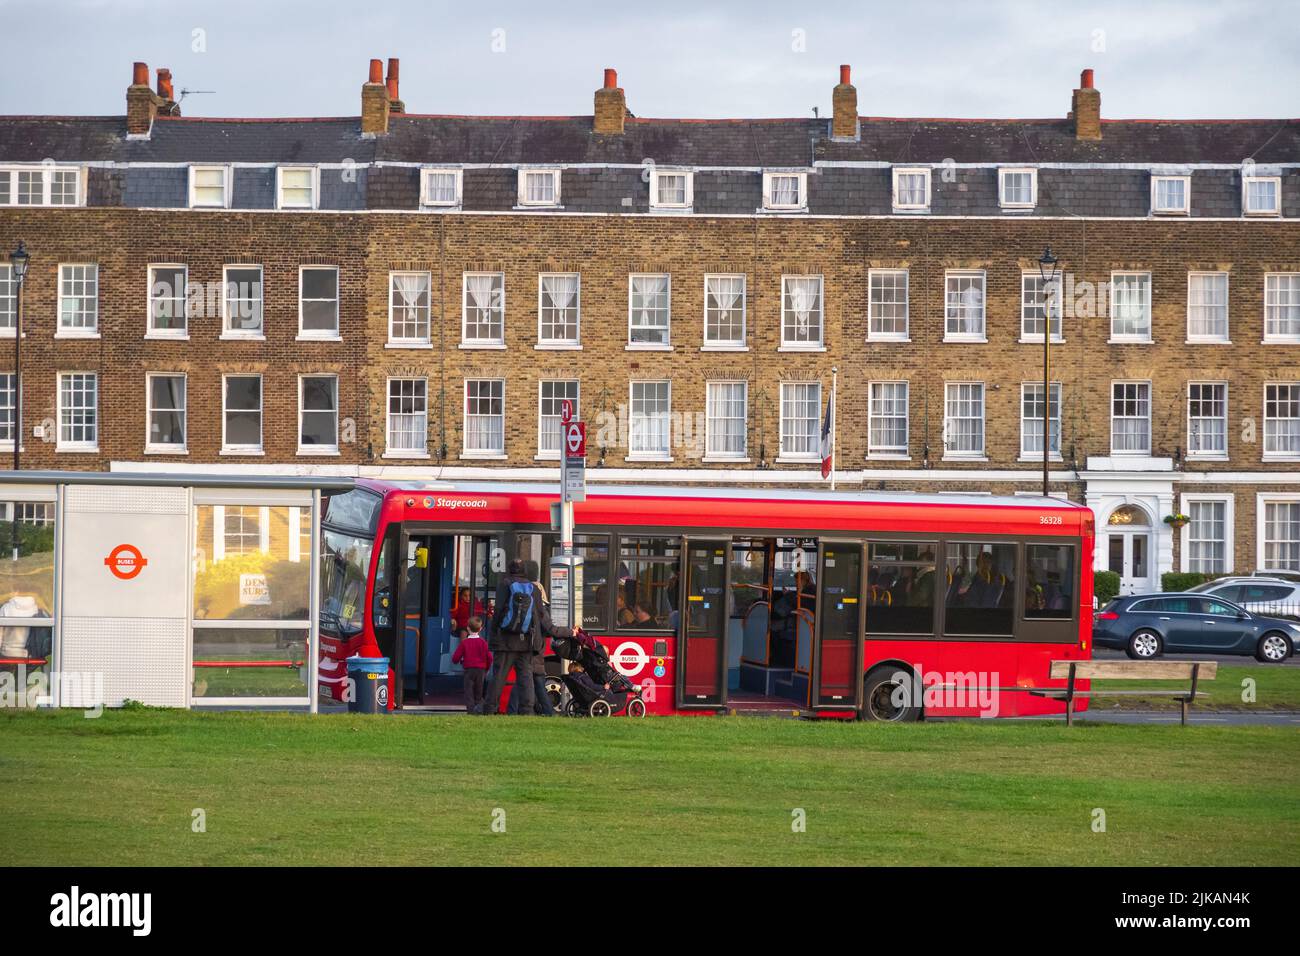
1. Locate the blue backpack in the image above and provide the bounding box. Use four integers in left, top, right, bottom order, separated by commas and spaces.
499, 580, 535, 636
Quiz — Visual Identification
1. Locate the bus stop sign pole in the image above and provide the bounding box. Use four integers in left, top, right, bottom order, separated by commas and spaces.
550, 401, 584, 629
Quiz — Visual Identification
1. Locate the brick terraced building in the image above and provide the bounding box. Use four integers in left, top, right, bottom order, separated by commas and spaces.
1, 59, 1298, 591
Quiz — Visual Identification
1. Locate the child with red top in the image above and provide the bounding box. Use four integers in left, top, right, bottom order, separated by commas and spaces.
451, 616, 493, 714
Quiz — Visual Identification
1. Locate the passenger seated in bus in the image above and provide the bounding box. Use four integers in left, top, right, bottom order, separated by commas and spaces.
630, 603, 655, 627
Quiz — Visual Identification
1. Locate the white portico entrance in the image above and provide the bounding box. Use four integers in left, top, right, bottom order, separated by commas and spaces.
1084, 461, 1176, 596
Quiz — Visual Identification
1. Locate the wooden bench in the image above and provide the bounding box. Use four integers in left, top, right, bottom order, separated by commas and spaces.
1029, 660, 1218, 726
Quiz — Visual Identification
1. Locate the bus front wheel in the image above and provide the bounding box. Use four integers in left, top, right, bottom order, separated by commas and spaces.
861, 667, 922, 722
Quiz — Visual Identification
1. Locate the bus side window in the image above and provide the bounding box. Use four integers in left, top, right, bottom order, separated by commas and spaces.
372, 530, 398, 636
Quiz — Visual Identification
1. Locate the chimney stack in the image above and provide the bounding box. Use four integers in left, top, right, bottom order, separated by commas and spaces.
126, 61, 164, 135
593, 68, 626, 136
832, 64, 858, 141
1071, 68, 1101, 141
361, 57, 390, 135
386, 58, 404, 114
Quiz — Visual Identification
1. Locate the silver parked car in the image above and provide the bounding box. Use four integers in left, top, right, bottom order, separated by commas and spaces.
1190, 576, 1300, 621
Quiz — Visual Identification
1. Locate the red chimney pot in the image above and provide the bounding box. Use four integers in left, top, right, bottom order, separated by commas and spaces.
840, 64, 851, 85
132, 62, 149, 86
156, 68, 173, 100
603, 68, 617, 89
1080, 68, 1094, 89
368, 59, 383, 84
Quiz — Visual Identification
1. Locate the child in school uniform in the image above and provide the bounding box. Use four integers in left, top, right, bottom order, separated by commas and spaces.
452, 616, 493, 714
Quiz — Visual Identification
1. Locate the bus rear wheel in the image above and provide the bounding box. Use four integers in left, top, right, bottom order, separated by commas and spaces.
861, 667, 921, 722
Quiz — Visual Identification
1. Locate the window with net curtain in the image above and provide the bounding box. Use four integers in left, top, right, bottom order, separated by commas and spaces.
894, 170, 928, 207
389, 272, 430, 342
1187, 382, 1227, 456
463, 273, 504, 343
522, 171, 557, 204
1021, 383, 1061, 457
465, 379, 505, 454
1263, 502, 1300, 571
59, 373, 98, 448
705, 275, 745, 344
423, 170, 459, 205
387, 379, 426, 453
945, 272, 984, 338
629, 382, 670, 456
539, 274, 579, 344
655, 172, 688, 206
782, 276, 822, 346
1265, 273, 1300, 339
767, 174, 802, 208
706, 381, 747, 458
538, 380, 578, 456
944, 383, 984, 456
1111, 273, 1151, 339
1187, 272, 1228, 340
1021, 273, 1061, 339
1264, 383, 1300, 456
1187, 501, 1227, 573
1111, 382, 1151, 454
869, 382, 908, 454
780, 382, 820, 457
0, 264, 14, 330
629, 275, 670, 345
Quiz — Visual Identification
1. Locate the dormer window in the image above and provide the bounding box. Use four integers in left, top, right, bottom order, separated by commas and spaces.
1243, 176, 1281, 217
891, 167, 930, 211
518, 169, 560, 207
276, 166, 318, 209
0, 165, 81, 206
999, 168, 1037, 209
650, 169, 693, 210
421, 168, 463, 208
189, 165, 230, 208
1151, 175, 1190, 215
763, 172, 807, 211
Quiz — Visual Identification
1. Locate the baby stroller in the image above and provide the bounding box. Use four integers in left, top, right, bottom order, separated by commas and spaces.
549, 628, 647, 718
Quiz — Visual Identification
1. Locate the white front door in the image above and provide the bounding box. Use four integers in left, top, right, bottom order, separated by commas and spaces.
1107, 532, 1152, 594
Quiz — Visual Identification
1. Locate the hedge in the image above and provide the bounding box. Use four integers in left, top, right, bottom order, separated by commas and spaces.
1093, 570, 1121, 605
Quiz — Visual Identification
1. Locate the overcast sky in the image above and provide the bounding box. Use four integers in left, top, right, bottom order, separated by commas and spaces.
2, 0, 1298, 120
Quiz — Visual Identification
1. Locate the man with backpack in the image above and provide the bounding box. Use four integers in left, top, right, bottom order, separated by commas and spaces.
485, 559, 575, 715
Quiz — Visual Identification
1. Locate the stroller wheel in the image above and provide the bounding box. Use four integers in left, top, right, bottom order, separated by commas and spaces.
627, 697, 647, 718
564, 699, 582, 718
589, 699, 613, 718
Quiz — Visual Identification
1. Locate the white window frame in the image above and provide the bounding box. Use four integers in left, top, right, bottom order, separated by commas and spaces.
762, 171, 807, 211
387, 270, 432, 347
1186, 271, 1230, 343
298, 265, 340, 340
777, 381, 822, 463
628, 380, 673, 461
627, 273, 672, 349
1109, 271, 1153, 343
462, 272, 506, 347
1110, 380, 1152, 456
146, 263, 189, 339
891, 166, 931, 211
944, 270, 986, 342
1186, 381, 1229, 461
942, 381, 986, 461
1150, 174, 1190, 215
867, 269, 909, 342
221, 264, 265, 339
420, 167, 463, 208
298, 373, 339, 455
221, 373, 263, 455
779, 274, 824, 350
1019, 382, 1063, 461
56, 371, 98, 453
1019, 272, 1063, 343
0, 264, 15, 337
0, 164, 82, 206
649, 168, 693, 211
462, 379, 506, 458
275, 165, 319, 210
998, 168, 1038, 209
188, 165, 231, 209
0, 372, 16, 451
56, 263, 99, 338
536, 379, 580, 460
1256, 494, 1300, 573
1242, 175, 1281, 217
867, 380, 909, 459
145, 371, 187, 454
384, 377, 429, 458
517, 168, 561, 207
703, 380, 748, 462
1263, 382, 1300, 461
537, 273, 581, 348
1179, 493, 1234, 574
1264, 273, 1300, 343
702, 274, 747, 349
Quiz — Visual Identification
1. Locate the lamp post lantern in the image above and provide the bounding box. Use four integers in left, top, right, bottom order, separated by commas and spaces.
1037, 246, 1059, 498
8, 241, 30, 475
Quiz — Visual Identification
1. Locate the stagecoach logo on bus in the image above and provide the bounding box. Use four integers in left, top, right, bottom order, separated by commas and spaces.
103, 543, 148, 580
893, 668, 1004, 717
0, 666, 104, 717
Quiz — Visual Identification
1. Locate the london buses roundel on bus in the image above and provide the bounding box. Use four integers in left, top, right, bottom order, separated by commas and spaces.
104, 543, 148, 580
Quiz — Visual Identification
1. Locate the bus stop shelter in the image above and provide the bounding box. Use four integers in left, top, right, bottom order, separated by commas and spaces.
0, 471, 353, 713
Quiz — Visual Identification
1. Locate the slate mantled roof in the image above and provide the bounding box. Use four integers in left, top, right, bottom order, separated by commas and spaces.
1, 113, 1296, 166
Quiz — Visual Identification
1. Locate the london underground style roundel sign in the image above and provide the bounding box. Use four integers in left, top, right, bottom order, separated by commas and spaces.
104, 543, 148, 580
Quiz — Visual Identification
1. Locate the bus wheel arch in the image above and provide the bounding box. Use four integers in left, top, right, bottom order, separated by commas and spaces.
861, 662, 923, 722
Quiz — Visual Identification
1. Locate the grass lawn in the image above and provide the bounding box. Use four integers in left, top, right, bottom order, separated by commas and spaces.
1094, 664, 1300, 711
0, 709, 1296, 866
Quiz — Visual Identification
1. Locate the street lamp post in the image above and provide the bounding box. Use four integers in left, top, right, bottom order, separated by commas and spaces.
8, 242, 30, 474
1037, 246, 1059, 499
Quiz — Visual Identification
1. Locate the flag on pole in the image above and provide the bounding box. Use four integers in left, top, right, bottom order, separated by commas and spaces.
819, 384, 835, 480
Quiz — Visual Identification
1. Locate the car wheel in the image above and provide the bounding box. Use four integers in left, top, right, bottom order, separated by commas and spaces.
1256, 632, 1293, 664
1126, 629, 1162, 660
860, 667, 921, 722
